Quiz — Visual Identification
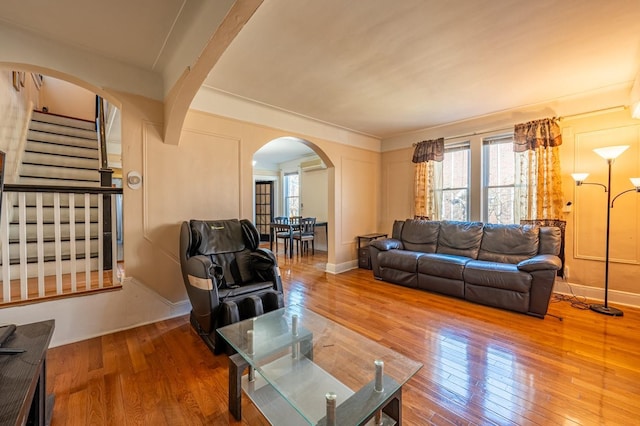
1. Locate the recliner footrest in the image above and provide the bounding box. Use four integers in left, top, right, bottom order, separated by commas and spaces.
262, 290, 285, 311
239, 295, 265, 319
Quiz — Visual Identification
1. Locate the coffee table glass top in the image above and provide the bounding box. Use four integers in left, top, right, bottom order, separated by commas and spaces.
217, 305, 422, 425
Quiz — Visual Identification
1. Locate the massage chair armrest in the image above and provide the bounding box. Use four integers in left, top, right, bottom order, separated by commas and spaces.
370, 238, 404, 251
251, 248, 284, 292
183, 254, 224, 292
517, 254, 562, 272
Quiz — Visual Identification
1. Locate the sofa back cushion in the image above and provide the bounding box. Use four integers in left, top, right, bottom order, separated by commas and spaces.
401, 219, 439, 253
392, 220, 405, 239
478, 223, 539, 264
538, 226, 562, 256
436, 221, 484, 258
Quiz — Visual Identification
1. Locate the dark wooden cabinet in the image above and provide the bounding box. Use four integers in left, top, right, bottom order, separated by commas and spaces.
357, 233, 388, 269
0, 320, 55, 426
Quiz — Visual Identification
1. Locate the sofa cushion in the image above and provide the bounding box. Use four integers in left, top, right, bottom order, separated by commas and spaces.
463, 260, 531, 293
401, 219, 439, 253
392, 220, 405, 239
436, 221, 484, 258
478, 223, 539, 264
418, 253, 471, 281
379, 250, 423, 272
539, 226, 562, 256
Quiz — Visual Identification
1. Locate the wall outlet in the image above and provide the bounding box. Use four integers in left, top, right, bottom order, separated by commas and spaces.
564, 265, 570, 280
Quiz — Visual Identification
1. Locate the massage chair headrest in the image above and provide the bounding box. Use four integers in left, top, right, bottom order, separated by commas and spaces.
190, 219, 260, 256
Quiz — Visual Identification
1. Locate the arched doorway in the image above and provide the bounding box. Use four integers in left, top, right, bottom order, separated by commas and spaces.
253, 136, 330, 254
0, 66, 125, 301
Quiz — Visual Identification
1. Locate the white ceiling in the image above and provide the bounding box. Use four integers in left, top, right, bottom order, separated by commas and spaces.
205, 0, 640, 138
2, 0, 640, 144
0, 0, 188, 71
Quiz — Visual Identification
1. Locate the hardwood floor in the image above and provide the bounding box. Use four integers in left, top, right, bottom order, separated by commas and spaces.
46, 250, 640, 425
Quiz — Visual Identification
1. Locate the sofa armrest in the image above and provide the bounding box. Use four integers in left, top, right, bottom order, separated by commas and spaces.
517, 254, 562, 272
370, 238, 404, 251
369, 238, 403, 278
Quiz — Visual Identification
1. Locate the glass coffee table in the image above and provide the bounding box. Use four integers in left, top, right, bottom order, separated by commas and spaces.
217, 305, 422, 425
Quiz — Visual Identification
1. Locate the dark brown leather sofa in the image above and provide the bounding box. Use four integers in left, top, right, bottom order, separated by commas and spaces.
369, 219, 563, 318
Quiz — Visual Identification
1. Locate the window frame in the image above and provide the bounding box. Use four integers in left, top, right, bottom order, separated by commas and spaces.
482, 134, 525, 224
283, 171, 300, 217
435, 141, 471, 221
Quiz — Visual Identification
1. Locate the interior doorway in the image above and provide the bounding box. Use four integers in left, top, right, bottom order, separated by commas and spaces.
254, 180, 274, 241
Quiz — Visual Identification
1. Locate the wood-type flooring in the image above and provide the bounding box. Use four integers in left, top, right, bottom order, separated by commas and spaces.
46, 250, 640, 425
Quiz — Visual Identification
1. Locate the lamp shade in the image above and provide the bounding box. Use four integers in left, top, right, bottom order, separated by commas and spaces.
571, 173, 589, 183
630, 177, 640, 189
593, 145, 629, 160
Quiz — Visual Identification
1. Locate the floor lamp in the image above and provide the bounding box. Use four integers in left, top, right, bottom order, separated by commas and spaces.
572, 145, 640, 316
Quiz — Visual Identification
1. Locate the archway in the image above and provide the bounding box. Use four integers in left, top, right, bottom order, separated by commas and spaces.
252, 136, 333, 259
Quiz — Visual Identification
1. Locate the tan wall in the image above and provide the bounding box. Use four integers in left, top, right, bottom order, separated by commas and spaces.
40, 76, 95, 121
0, 69, 41, 183
380, 108, 640, 297
301, 167, 329, 221
560, 109, 639, 295
116, 104, 381, 303
301, 167, 329, 251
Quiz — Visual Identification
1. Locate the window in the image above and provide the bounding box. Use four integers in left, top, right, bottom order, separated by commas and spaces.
284, 172, 299, 217
419, 133, 531, 223
483, 135, 527, 224
434, 142, 470, 221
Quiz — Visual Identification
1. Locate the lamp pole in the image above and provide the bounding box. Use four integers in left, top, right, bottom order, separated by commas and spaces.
590, 159, 622, 316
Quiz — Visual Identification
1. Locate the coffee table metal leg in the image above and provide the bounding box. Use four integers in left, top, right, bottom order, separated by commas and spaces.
300, 335, 313, 360
229, 353, 248, 421
382, 387, 402, 425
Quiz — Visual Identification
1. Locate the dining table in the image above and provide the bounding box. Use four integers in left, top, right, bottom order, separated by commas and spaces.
269, 221, 328, 258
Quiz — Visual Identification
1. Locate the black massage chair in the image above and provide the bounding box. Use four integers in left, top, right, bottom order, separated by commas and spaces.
179, 218, 284, 354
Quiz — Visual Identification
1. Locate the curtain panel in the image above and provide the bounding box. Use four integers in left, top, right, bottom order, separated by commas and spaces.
513, 118, 562, 152
413, 138, 443, 218
412, 138, 444, 163
414, 161, 438, 219
513, 118, 563, 220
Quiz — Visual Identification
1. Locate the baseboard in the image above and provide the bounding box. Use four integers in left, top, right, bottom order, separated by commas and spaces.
325, 260, 358, 274
553, 279, 640, 308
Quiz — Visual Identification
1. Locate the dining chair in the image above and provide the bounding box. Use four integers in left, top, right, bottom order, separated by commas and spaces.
293, 217, 316, 255
289, 216, 302, 226
273, 216, 291, 254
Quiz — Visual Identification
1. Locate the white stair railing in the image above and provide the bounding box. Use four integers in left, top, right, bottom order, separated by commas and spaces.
0, 184, 123, 304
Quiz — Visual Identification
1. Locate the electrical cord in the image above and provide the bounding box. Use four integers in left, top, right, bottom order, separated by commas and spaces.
551, 280, 590, 310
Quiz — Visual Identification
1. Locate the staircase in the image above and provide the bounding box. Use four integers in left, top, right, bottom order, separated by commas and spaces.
2, 111, 102, 278
21, 111, 101, 186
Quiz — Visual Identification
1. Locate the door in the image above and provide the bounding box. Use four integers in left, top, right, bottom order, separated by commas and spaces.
255, 181, 274, 241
